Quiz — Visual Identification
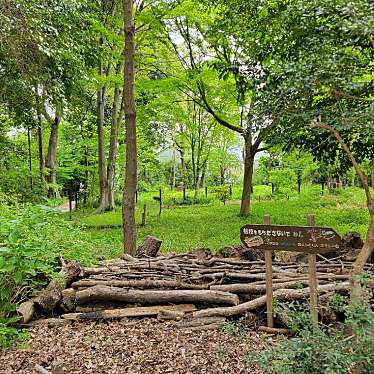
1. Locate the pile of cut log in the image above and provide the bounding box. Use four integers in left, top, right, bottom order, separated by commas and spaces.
19, 251, 374, 332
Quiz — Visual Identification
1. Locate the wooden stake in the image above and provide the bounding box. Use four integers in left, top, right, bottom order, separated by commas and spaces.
264, 214, 273, 328
307, 214, 318, 327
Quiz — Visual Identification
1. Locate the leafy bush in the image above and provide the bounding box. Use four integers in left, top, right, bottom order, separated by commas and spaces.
0, 202, 110, 348
220, 317, 250, 337
213, 185, 231, 205
253, 291, 374, 374
0, 317, 29, 349
163, 195, 212, 206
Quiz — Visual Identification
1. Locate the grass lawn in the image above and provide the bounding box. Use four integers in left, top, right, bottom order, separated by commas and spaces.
67, 185, 369, 255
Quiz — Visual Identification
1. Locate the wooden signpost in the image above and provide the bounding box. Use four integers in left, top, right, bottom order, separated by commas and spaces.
240, 214, 342, 328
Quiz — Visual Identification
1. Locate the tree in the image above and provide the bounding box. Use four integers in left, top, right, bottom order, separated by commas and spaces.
162, 2, 276, 215
217, 0, 374, 298
122, 0, 137, 255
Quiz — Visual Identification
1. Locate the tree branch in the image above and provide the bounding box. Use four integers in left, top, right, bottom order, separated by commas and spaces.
311, 121, 373, 213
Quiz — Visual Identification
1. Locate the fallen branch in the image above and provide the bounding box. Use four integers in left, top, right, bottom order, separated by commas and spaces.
258, 326, 290, 335
193, 282, 351, 318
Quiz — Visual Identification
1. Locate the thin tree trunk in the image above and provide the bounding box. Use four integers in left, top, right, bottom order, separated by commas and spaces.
37, 112, 46, 193
27, 126, 33, 191
240, 135, 255, 216
172, 130, 177, 189
122, 0, 137, 255
107, 63, 122, 210
45, 115, 61, 198
96, 59, 109, 213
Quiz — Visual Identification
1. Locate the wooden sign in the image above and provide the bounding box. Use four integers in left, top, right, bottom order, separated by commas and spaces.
240, 224, 342, 254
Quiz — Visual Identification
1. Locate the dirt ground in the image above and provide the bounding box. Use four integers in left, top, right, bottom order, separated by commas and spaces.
0, 319, 265, 374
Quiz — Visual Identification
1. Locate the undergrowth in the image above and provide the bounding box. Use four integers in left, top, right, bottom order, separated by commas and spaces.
247, 288, 374, 374
0, 196, 120, 348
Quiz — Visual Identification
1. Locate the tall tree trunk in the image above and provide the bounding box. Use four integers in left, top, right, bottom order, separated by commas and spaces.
240, 135, 255, 216
45, 115, 61, 198
96, 59, 108, 213
107, 63, 122, 210
36, 112, 46, 193
122, 0, 137, 255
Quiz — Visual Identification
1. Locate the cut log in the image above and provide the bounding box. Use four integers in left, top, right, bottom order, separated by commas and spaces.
258, 326, 290, 335
210, 280, 309, 293
17, 261, 81, 323
34, 262, 81, 312
62, 304, 196, 320
193, 282, 351, 318
157, 309, 185, 321
137, 236, 162, 257
17, 300, 35, 325
76, 286, 239, 306
61, 288, 76, 297
71, 279, 207, 290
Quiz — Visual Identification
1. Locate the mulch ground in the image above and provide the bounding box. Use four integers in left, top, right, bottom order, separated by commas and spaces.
0, 319, 265, 374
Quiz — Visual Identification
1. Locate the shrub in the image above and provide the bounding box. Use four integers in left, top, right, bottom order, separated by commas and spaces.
0, 203, 106, 348
213, 185, 231, 205
252, 290, 374, 374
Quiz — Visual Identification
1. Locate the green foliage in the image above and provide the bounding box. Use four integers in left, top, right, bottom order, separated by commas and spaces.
0, 318, 29, 349
220, 317, 249, 337
254, 292, 374, 374
0, 204, 112, 303
213, 185, 231, 205
272, 300, 310, 334
268, 169, 297, 198
76, 186, 369, 253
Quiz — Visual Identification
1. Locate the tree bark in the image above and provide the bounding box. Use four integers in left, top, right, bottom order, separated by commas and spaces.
27, 126, 33, 190
136, 235, 162, 257
17, 262, 81, 323
122, 0, 137, 255
45, 114, 61, 198
37, 117, 46, 193
96, 60, 108, 213
193, 282, 350, 318
240, 134, 255, 216
71, 279, 208, 290
62, 304, 196, 321
76, 286, 239, 305
107, 63, 123, 210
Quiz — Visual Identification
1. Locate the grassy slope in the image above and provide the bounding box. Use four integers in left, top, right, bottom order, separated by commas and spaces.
70, 185, 369, 255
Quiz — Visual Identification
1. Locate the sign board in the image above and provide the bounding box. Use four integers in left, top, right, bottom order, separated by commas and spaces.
240, 224, 342, 254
